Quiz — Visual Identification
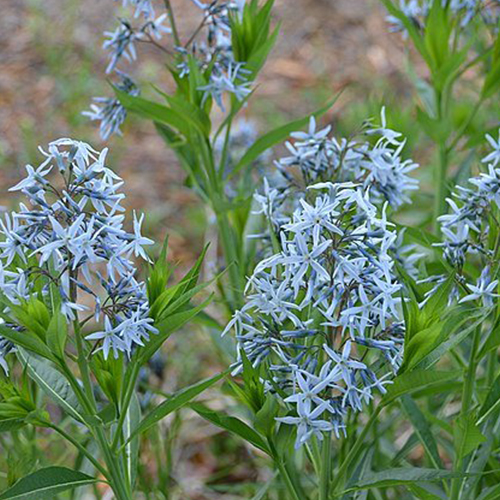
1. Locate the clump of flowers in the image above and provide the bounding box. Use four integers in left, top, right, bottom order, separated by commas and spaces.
0, 138, 156, 370
251, 110, 420, 280
103, 14, 170, 74
387, 0, 500, 34
224, 181, 405, 448
257, 110, 418, 228
83, 72, 140, 140
85, 0, 252, 139
429, 130, 500, 306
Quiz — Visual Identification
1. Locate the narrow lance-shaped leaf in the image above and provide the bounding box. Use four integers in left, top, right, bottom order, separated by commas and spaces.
401, 395, 443, 469
124, 370, 227, 445
191, 402, 271, 455
383, 370, 461, 405
124, 393, 141, 489
17, 349, 85, 424
343, 468, 467, 493
0, 467, 97, 500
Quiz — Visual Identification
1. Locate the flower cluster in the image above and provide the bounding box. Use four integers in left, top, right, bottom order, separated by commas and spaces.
0, 138, 157, 370
183, 0, 251, 110
85, 0, 251, 139
257, 110, 418, 226
103, 15, 170, 74
387, 0, 500, 35
83, 0, 170, 140
430, 130, 500, 307
118, 0, 156, 19
83, 72, 140, 140
224, 182, 405, 448
251, 111, 420, 283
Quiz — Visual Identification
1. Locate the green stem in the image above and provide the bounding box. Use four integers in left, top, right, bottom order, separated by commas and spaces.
48, 423, 109, 479
433, 144, 449, 233
450, 327, 481, 500
73, 319, 96, 408
60, 361, 132, 499
331, 406, 382, 495
215, 210, 244, 311
319, 434, 332, 500
218, 120, 233, 181
163, 0, 181, 46
96, 427, 132, 500
276, 460, 305, 500
112, 363, 141, 451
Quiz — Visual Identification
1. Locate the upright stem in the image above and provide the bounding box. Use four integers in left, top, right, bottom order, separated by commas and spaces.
96, 427, 132, 500
68, 270, 132, 499
112, 363, 141, 451
276, 460, 305, 500
163, 0, 181, 46
331, 406, 382, 494
450, 328, 481, 500
433, 144, 449, 232
319, 434, 332, 500
215, 210, 244, 311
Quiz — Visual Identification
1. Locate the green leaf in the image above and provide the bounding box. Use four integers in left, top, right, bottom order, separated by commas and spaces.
0, 325, 54, 362
0, 418, 25, 433
406, 484, 445, 499
478, 484, 500, 500
478, 372, 500, 425
124, 393, 141, 489
138, 295, 213, 363
344, 468, 463, 492
401, 395, 443, 469
417, 312, 484, 370
125, 371, 226, 444
116, 90, 207, 137
454, 414, 486, 460
482, 28, 500, 99
230, 93, 342, 178
0, 467, 97, 500
191, 402, 271, 455
17, 349, 85, 424
400, 320, 446, 372
46, 312, 67, 359
383, 370, 461, 405
423, 0, 451, 73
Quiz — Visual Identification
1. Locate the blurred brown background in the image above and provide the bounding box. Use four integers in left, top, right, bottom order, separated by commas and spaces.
0, 0, 413, 263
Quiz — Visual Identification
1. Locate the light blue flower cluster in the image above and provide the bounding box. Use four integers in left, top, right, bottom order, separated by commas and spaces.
85, 0, 251, 138
83, 72, 140, 141
251, 111, 420, 286
103, 14, 170, 74
257, 110, 418, 228
185, 0, 251, 110
430, 130, 500, 306
0, 138, 156, 368
387, 0, 500, 35
118, 0, 156, 19
83, 0, 170, 140
224, 182, 405, 448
